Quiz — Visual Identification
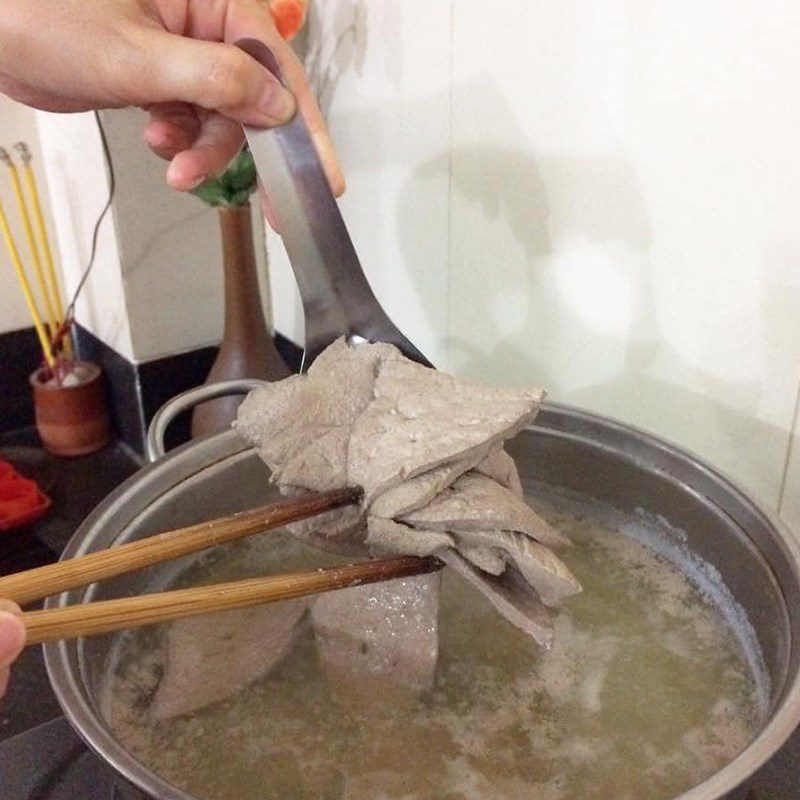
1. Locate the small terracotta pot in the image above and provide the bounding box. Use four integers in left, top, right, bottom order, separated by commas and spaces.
30, 361, 111, 456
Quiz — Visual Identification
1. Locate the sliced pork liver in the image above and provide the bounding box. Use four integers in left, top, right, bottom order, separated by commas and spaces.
150, 599, 308, 720
475, 447, 524, 497
439, 551, 554, 648
348, 358, 543, 501
311, 572, 441, 707
366, 516, 453, 557
458, 545, 507, 575
235, 339, 579, 649
454, 529, 581, 606
235, 338, 397, 492
401, 472, 570, 549
368, 451, 486, 520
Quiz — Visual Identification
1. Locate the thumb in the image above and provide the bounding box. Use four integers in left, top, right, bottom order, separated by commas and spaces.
0, 605, 25, 668
134, 31, 296, 127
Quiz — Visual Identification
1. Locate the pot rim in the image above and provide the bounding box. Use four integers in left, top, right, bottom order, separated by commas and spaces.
42, 401, 800, 800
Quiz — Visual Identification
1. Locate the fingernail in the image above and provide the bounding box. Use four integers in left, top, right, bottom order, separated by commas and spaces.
187, 174, 206, 190
259, 82, 296, 123
0, 599, 21, 616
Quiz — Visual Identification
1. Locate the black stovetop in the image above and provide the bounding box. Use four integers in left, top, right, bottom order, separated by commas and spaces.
0, 430, 142, 799
0, 430, 797, 799
1, 716, 125, 800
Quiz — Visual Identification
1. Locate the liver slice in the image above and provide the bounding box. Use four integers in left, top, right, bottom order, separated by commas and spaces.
454, 528, 581, 606
349, 358, 544, 501
234, 339, 578, 651
311, 573, 441, 707
475, 447, 524, 497
439, 551, 554, 648
149, 599, 308, 720
402, 472, 570, 549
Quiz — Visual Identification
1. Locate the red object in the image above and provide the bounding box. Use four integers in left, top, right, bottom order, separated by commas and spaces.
0, 459, 51, 531
269, 0, 307, 40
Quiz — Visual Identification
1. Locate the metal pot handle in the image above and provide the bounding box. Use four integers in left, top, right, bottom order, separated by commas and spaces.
145, 379, 267, 462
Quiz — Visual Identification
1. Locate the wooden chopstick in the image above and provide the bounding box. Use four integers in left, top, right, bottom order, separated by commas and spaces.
21, 555, 441, 646
0, 487, 362, 605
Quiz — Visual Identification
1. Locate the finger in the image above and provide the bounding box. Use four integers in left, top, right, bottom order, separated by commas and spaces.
217, 1, 345, 196
0, 74, 95, 114
166, 113, 245, 191
143, 103, 201, 161
267, 47, 345, 198
0, 610, 26, 668
127, 30, 295, 128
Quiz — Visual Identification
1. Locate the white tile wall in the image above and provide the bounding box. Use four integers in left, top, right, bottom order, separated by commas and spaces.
446, 0, 800, 507
269, 0, 453, 366
780, 398, 800, 532
292, 0, 800, 516
100, 109, 226, 362
21, 0, 800, 524
35, 111, 134, 359
35, 109, 272, 363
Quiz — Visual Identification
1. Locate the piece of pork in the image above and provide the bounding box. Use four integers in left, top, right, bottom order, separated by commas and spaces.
366, 516, 453, 557
475, 447, 524, 497
235, 338, 398, 492
277, 428, 350, 492
368, 450, 489, 520
311, 573, 441, 707
149, 599, 308, 720
401, 472, 570, 549
458, 545, 507, 575
454, 529, 581, 606
282, 492, 368, 556
348, 358, 544, 501
235, 374, 340, 490
439, 551, 554, 648
234, 340, 579, 649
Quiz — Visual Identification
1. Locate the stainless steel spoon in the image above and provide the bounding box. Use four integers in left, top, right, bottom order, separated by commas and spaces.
235, 38, 432, 368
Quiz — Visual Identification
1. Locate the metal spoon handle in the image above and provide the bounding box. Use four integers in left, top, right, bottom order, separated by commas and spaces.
234, 39, 431, 366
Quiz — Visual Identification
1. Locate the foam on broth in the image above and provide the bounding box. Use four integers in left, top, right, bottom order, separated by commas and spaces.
104, 492, 764, 800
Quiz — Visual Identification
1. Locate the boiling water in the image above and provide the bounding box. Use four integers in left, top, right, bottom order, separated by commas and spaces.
105, 495, 764, 800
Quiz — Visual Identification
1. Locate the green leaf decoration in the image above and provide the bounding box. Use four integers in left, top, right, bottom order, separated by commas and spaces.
191, 148, 257, 208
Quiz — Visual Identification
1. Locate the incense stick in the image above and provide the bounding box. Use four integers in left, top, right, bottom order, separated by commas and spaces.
0, 149, 58, 343
0, 194, 55, 367
16, 143, 72, 356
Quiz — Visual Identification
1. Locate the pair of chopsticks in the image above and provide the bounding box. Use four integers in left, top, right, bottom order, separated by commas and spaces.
0, 488, 440, 647
0, 143, 71, 370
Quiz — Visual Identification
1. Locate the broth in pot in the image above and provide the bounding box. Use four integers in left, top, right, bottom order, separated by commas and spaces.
104, 488, 765, 800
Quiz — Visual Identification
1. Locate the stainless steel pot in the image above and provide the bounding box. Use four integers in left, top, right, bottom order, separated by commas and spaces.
43, 381, 800, 800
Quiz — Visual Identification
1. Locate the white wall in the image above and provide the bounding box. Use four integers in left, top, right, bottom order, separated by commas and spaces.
18, 2, 800, 528
267, 0, 800, 527
101, 108, 225, 362
0, 98, 61, 334
35, 111, 133, 358
35, 109, 271, 363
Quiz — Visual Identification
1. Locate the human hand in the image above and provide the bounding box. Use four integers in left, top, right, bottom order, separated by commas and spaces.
0, 0, 343, 195
0, 600, 25, 699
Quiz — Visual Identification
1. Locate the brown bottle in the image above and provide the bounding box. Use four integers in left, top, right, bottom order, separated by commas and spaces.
191, 201, 291, 438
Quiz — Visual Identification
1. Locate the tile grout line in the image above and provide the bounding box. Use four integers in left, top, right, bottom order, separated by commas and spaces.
445, 0, 455, 373
777, 374, 800, 514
